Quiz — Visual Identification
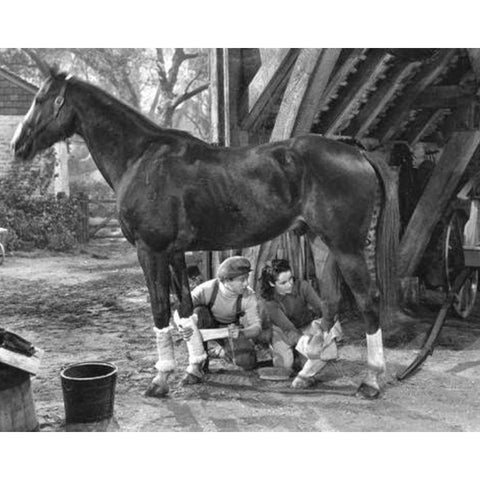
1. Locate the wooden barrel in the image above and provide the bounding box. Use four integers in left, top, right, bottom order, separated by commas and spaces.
0, 363, 38, 432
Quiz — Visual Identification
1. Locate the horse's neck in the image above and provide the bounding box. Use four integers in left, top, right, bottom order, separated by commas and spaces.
71, 83, 160, 190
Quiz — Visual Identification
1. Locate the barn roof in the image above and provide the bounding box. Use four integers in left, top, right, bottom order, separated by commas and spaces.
0, 67, 37, 95
213, 48, 480, 150
0, 66, 38, 116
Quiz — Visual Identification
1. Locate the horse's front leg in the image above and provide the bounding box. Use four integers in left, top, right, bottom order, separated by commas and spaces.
169, 251, 193, 317
136, 240, 174, 398
170, 251, 207, 384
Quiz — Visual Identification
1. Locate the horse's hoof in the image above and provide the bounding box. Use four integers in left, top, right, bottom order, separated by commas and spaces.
180, 373, 203, 386
144, 381, 169, 398
357, 382, 381, 399
291, 375, 316, 389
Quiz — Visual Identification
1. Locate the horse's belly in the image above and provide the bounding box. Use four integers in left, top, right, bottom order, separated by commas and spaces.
187, 209, 296, 251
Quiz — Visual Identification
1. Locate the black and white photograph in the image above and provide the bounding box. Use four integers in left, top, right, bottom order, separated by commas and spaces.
1, 2, 479, 478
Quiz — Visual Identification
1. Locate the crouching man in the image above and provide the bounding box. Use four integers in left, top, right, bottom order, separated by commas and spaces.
179, 256, 262, 385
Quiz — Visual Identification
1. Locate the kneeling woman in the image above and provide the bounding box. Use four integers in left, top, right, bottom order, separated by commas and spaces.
258, 259, 342, 388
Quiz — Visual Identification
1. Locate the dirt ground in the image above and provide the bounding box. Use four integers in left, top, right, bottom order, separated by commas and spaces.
2, 239, 480, 432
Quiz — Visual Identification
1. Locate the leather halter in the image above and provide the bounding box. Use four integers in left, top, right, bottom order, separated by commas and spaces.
53, 75, 72, 118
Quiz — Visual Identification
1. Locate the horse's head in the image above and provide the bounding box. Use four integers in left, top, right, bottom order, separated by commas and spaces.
11, 67, 76, 161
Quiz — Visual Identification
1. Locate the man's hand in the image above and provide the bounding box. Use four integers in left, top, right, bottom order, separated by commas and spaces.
227, 324, 241, 339
178, 325, 194, 341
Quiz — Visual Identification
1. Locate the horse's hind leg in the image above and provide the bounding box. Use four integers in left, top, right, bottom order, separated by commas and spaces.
319, 251, 344, 338
136, 240, 174, 398
334, 250, 385, 399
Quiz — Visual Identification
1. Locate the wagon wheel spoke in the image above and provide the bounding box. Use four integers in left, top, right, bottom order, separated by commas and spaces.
444, 211, 478, 318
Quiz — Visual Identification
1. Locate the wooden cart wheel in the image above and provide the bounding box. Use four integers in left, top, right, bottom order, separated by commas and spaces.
443, 210, 479, 318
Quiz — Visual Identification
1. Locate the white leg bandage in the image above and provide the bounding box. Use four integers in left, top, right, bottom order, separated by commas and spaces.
174, 312, 207, 372
366, 329, 385, 373
154, 326, 176, 373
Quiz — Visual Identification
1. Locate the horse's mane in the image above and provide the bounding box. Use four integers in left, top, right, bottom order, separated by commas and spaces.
50, 69, 207, 147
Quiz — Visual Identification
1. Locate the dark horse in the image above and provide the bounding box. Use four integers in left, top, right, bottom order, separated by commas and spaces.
12, 69, 398, 398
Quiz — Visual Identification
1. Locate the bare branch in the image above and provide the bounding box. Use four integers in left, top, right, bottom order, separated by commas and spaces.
171, 83, 209, 110
181, 110, 208, 138
20, 48, 50, 77
167, 48, 186, 87
155, 48, 168, 88
183, 53, 199, 60
185, 71, 201, 93
149, 83, 163, 117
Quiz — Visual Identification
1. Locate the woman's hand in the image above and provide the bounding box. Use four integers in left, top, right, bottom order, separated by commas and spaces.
286, 329, 302, 346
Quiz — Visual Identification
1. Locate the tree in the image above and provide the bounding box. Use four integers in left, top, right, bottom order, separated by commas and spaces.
0, 48, 210, 139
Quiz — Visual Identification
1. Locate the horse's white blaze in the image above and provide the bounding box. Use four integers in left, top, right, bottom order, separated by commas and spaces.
11, 120, 25, 147
11, 103, 34, 149
153, 325, 175, 372
366, 329, 385, 373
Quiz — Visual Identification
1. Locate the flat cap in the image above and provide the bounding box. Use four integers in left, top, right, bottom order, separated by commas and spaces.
217, 256, 252, 280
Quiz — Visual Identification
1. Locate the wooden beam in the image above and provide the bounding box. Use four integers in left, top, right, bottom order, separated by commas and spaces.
209, 48, 226, 146
346, 60, 419, 138
398, 129, 480, 277
415, 85, 476, 109
403, 109, 448, 145
271, 48, 342, 138
321, 49, 391, 136
223, 49, 248, 146
376, 49, 457, 143
239, 49, 299, 131
315, 48, 366, 114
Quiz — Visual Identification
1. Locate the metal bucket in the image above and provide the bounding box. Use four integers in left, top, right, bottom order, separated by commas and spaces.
61, 361, 117, 424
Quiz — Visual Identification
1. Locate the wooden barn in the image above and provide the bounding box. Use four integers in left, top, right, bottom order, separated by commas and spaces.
0, 67, 37, 178
209, 48, 480, 305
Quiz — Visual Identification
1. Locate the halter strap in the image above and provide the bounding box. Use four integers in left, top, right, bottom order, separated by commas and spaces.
53, 76, 71, 118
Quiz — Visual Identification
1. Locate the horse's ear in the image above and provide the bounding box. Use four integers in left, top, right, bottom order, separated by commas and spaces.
48, 64, 60, 78
47, 65, 71, 82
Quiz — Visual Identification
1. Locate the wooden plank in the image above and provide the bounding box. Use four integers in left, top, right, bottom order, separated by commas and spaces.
239, 49, 299, 131
291, 49, 342, 135
270, 49, 330, 140
199, 328, 230, 341
0, 347, 44, 375
209, 48, 226, 145
345, 60, 419, 138
377, 49, 457, 143
398, 130, 480, 277
404, 109, 448, 145
322, 49, 391, 136
315, 48, 366, 114
224, 49, 246, 146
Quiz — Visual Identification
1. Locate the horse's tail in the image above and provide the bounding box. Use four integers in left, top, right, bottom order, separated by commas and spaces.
364, 152, 400, 324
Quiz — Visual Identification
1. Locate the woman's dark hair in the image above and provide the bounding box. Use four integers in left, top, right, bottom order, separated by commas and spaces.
259, 258, 292, 300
